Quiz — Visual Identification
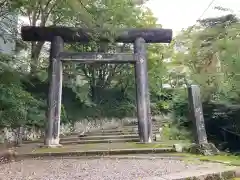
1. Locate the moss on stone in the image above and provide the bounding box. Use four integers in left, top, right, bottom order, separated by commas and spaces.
179, 170, 236, 180
165, 152, 240, 166
184, 143, 219, 156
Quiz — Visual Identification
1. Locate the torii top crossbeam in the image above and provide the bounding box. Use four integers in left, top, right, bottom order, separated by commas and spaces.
21, 26, 172, 43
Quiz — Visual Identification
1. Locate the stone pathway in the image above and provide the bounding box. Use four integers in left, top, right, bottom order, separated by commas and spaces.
0, 158, 235, 180
0, 123, 238, 180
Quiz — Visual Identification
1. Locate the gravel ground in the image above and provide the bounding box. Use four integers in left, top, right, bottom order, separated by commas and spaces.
0, 158, 227, 180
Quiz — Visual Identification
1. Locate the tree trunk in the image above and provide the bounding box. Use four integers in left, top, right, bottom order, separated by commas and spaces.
30, 42, 44, 75
90, 67, 97, 102
0, 129, 5, 150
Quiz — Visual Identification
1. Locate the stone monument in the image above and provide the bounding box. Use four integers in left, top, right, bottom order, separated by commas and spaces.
187, 85, 219, 155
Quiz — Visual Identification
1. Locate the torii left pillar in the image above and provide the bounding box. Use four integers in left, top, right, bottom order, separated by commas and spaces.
44, 36, 64, 147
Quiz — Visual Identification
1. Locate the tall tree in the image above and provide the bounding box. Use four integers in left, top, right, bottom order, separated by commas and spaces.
173, 14, 239, 101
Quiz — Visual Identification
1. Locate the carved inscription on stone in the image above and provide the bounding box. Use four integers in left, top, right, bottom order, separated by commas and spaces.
188, 85, 208, 144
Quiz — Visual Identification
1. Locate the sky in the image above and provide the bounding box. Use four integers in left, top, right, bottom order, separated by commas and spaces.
146, 0, 240, 35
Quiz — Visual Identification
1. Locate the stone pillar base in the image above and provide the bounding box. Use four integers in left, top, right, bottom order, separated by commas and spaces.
40, 144, 62, 148
148, 137, 152, 143
187, 143, 219, 156
154, 133, 161, 141
136, 139, 152, 144
41, 138, 62, 148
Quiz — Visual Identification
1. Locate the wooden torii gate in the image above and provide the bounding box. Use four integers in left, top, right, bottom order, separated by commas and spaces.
21, 26, 172, 147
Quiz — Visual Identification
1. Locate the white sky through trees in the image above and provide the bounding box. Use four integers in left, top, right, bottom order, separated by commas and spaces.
146, 0, 240, 35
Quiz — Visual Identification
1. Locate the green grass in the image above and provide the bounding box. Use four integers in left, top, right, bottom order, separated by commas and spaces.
167, 153, 240, 166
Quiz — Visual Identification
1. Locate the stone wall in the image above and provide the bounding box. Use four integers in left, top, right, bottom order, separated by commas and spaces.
0, 116, 168, 143
0, 118, 128, 143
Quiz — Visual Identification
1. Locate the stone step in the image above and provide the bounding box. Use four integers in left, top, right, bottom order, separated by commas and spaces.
90, 129, 123, 133
59, 135, 141, 142
88, 127, 159, 133
90, 127, 159, 132
59, 132, 79, 137
79, 135, 140, 140
121, 128, 159, 132
122, 125, 162, 129
84, 130, 160, 136
123, 124, 160, 126
123, 125, 160, 128
23, 137, 140, 145
20, 147, 176, 158
60, 138, 140, 145
23, 135, 79, 144
80, 132, 126, 136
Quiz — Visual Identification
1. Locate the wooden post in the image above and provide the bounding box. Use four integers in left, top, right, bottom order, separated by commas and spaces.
45, 36, 64, 147
134, 37, 151, 143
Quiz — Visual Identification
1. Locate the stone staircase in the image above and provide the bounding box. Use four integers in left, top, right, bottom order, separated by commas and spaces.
53, 125, 150, 146
23, 122, 162, 145
20, 121, 174, 155
67, 123, 160, 144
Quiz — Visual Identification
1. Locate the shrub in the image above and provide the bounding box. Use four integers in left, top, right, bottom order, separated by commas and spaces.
161, 123, 191, 140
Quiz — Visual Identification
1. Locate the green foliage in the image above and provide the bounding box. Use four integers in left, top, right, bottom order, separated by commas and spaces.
58, 3, 169, 119
0, 54, 42, 129
170, 13, 240, 150
171, 88, 189, 125
173, 14, 240, 101
161, 123, 191, 141
0, 0, 173, 133
172, 14, 240, 102
165, 88, 191, 141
